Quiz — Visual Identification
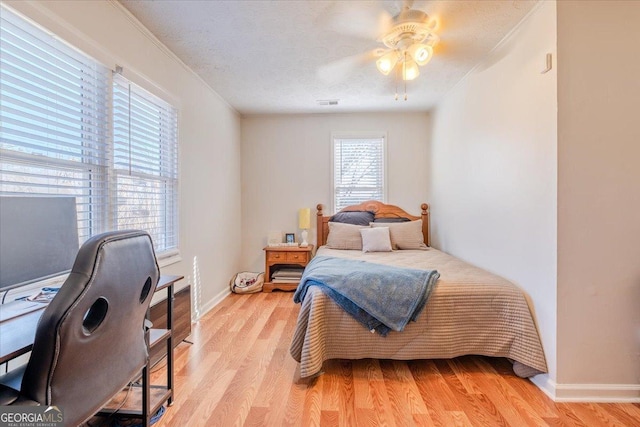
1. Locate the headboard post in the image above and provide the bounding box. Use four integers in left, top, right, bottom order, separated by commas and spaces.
421, 203, 430, 247
316, 204, 328, 247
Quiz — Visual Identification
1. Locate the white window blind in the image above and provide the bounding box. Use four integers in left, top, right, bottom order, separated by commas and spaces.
0, 6, 179, 256
333, 135, 386, 212
0, 5, 110, 242
112, 74, 178, 254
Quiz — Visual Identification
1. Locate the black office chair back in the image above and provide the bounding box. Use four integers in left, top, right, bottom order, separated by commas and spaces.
20, 230, 160, 427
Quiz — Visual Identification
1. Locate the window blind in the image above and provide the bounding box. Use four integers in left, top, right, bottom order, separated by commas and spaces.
0, 5, 110, 242
333, 136, 385, 211
112, 74, 179, 254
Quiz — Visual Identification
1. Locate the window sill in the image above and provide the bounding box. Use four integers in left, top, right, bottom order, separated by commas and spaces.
157, 252, 182, 268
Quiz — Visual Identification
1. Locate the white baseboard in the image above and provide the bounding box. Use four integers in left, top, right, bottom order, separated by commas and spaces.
194, 287, 231, 321
530, 374, 556, 399
531, 374, 640, 402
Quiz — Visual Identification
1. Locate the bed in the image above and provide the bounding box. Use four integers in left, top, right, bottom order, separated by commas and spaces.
289, 201, 547, 379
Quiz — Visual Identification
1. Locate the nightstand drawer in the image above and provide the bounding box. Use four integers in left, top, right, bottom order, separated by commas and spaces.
286, 252, 309, 263
267, 251, 286, 262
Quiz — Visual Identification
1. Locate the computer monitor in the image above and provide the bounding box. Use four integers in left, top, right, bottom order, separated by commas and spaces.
0, 196, 79, 292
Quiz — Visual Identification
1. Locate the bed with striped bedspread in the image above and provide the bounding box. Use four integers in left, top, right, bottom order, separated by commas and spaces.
289, 246, 547, 379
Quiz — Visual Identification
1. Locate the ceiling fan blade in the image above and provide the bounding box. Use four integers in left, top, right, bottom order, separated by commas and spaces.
317, 49, 384, 84
320, 2, 393, 41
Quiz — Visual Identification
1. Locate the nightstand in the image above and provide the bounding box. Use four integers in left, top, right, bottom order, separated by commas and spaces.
263, 245, 313, 292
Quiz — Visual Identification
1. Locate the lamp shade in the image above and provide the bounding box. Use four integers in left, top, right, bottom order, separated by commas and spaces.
408, 44, 433, 66
298, 208, 311, 229
402, 60, 420, 81
376, 51, 398, 76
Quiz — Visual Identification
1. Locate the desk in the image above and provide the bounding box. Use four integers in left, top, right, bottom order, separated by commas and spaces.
0, 309, 42, 364
0, 275, 183, 365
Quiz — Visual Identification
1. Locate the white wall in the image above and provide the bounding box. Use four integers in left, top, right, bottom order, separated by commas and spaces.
556, 0, 640, 396
7, 0, 243, 315
429, 1, 558, 383
240, 112, 431, 272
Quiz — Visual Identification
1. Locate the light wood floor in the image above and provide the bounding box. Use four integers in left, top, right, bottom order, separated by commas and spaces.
144, 291, 639, 427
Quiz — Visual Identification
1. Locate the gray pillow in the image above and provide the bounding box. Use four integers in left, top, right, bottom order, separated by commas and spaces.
329, 211, 375, 226
372, 217, 411, 223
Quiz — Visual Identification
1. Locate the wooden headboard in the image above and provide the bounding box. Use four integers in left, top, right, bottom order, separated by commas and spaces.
317, 200, 430, 247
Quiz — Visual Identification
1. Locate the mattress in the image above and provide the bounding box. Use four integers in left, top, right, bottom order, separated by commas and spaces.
289, 246, 547, 378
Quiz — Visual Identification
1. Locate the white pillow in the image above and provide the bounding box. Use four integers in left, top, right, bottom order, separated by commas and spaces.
360, 227, 392, 253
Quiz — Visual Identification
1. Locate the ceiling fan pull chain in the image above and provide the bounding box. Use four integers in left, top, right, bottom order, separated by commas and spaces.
395, 63, 399, 101
404, 51, 408, 100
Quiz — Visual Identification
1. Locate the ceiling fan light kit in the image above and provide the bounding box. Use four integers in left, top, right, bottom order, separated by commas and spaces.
375, 2, 439, 99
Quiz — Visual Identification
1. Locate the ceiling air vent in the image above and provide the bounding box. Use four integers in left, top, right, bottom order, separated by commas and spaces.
316, 99, 339, 106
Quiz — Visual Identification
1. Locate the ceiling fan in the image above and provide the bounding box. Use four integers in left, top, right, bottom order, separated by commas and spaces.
318, 0, 439, 98
374, 1, 439, 80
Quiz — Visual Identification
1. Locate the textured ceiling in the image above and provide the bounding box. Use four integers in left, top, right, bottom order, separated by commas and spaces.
118, 0, 538, 115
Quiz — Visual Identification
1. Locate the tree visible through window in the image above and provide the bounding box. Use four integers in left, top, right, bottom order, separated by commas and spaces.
333, 135, 386, 212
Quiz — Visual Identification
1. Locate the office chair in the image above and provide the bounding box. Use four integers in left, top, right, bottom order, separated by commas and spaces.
0, 230, 160, 427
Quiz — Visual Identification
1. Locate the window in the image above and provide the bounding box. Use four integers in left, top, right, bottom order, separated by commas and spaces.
0, 5, 178, 256
332, 134, 386, 212
112, 75, 178, 254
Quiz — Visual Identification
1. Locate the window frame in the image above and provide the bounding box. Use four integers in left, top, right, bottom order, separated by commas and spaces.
331, 131, 388, 214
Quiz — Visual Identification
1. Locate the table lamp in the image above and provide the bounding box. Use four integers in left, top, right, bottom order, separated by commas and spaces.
298, 208, 311, 247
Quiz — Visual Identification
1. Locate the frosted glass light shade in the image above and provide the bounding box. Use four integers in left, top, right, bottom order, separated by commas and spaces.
376, 51, 398, 75
298, 208, 311, 229
408, 44, 433, 66
402, 60, 419, 81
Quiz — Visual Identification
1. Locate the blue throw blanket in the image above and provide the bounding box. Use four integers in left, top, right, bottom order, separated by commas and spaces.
293, 256, 440, 336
